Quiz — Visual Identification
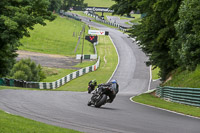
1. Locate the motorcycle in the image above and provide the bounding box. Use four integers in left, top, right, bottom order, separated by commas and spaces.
87, 85, 112, 108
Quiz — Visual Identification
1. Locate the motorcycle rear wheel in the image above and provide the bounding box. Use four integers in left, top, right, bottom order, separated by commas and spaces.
95, 94, 107, 108
87, 101, 92, 106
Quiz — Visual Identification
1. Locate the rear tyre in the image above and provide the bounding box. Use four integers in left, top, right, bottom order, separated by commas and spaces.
95, 94, 107, 108
87, 101, 92, 106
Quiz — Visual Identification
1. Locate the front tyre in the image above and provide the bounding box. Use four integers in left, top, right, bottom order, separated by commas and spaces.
95, 94, 107, 108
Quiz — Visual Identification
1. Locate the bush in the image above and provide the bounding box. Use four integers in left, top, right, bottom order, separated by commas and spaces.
10, 58, 46, 82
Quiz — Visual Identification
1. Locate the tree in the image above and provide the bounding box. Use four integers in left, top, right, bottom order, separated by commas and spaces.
10, 58, 46, 82
61, 0, 87, 11
112, 0, 182, 80
134, 0, 182, 80
0, 0, 55, 77
110, 0, 140, 17
48, 0, 63, 12
170, 0, 200, 70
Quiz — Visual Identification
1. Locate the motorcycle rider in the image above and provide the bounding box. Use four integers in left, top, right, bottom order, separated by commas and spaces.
98, 79, 119, 103
88, 79, 97, 93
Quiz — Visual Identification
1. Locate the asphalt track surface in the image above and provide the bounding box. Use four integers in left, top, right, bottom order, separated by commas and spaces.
0, 14, 200, 133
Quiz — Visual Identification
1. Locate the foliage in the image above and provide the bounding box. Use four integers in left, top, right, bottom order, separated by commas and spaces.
112, 0, 183, 80
61, 0, 87, 11
112, 0, 200, 80
10, 58, 46, 82
170, 0, 200, 70
132, 0, 182, 80
48, 0, 63, 12
0, 0, 55, 77
110, 0, 140, 16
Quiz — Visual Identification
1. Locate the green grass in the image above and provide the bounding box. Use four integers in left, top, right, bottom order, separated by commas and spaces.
1, 35, 118, 91
41, 60, 96, 82
84, 0, 115, 7
152, 67, 160, 80
41, 67, 76, 82
56, 35, 118, 91
125, 22, 132, 26
73, 60, 96, 68
19, 15, 94, 56
163, 65, 200, 88
130, 14, 141, 24
0, 110, 81, 133
133, 93, 200, 118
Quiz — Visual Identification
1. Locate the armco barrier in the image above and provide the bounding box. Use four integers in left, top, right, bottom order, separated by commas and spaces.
156, 86, 200, 107
84, 12, 127, 32
0, 57, 100, 89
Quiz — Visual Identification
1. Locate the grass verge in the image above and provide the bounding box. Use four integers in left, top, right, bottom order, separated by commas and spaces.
132, 93, 200, 118
152, 66, 160, 80
0, 110, 81, 133
130, 14, 141, 24
56, 35, 118, 91
19, 15, 93, 56
1, 35, 118, 91
41, 60, 96, 82
41, 67, 76, 82
163, 66, 200, 88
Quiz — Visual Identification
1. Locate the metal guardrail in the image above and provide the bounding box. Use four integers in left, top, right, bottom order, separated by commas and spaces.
84, 12, 127, 32
156, 86, 200, 107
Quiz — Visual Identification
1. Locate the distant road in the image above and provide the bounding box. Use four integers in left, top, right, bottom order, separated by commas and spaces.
0, 13, 200, 133
106, 16, 132, 28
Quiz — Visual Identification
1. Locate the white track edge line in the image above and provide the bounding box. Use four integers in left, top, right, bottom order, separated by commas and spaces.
129, 96, 200, 120
107, 35, 120, 83
148, 65, 152, 91
129, 37, 200, 120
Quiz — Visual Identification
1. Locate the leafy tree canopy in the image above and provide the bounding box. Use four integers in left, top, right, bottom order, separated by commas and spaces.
10, 58, 46, 81
48, 0, 63, 12
0, 0, 55, 77
170, 0, 200, 70
112, 0, 184, 80
110, 0, 139, 16
61, 0, 87, 11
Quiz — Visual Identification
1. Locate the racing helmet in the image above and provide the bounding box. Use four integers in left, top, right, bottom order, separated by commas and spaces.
111, 79, 117, 84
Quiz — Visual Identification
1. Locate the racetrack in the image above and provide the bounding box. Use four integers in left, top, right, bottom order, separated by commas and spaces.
0, 14, 200, 133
